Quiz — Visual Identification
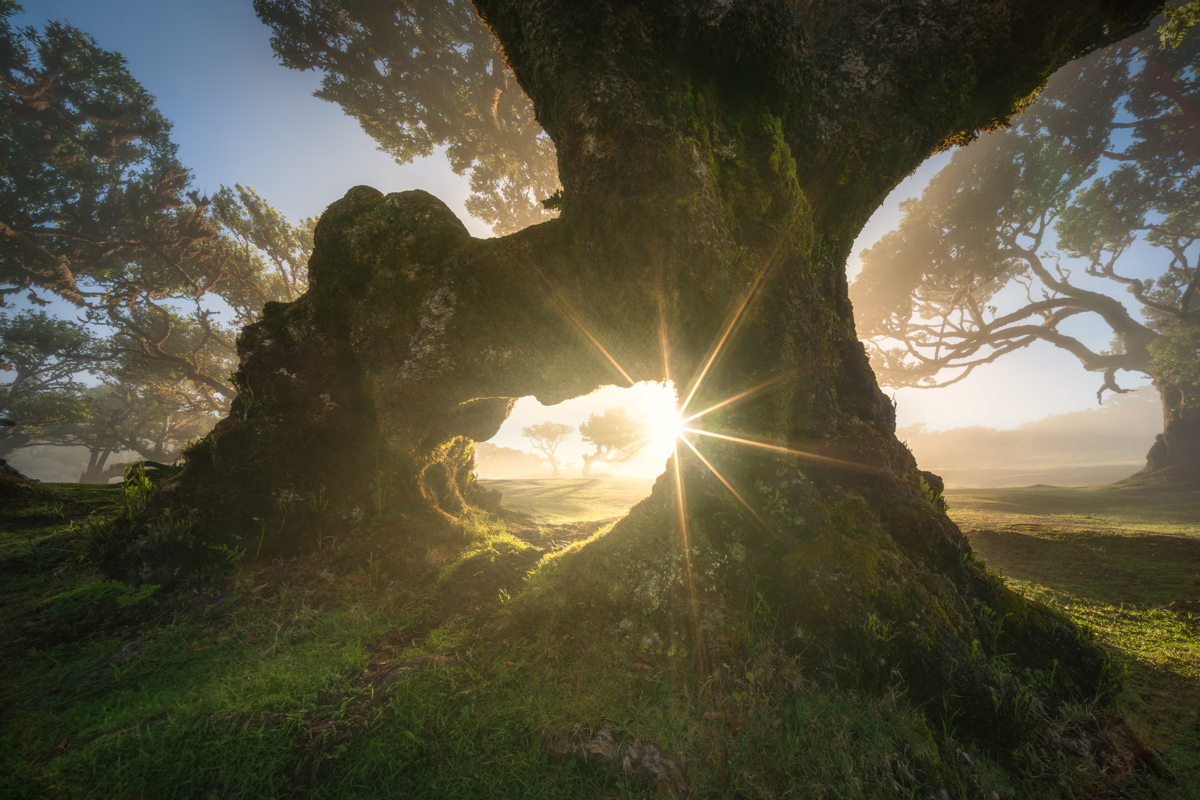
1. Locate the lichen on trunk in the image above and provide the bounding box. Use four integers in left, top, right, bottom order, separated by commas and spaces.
102, 0, 1166, 759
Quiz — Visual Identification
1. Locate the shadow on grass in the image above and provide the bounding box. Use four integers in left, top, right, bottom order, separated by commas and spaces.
949, 484, 1200, 537
963, 518, 1200, 763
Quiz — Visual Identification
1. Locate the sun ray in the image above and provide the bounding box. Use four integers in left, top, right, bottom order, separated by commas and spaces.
499, 247, 637, 386
677, 187, 814, 420
661, 313, 709, 682
659, 319, 672, 385
677, 262, 773, 417
679, 372, 792, 425
678, 435, 778, 538
670, 434, 707, 678
682, 427, 880, 474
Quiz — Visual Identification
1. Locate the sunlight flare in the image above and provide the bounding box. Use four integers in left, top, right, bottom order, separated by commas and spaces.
678, 435, 776, 535
500, 247, 636, 386
682, 427, 877, 473
679, 372, 791, 425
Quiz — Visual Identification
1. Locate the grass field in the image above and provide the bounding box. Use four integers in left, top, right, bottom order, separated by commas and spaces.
480, 477, 657, 523
1, 476, 1198, 798
947, 485, 1200, 790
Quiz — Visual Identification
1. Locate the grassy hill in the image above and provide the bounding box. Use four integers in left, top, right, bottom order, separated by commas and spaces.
1, 476, 1197, 798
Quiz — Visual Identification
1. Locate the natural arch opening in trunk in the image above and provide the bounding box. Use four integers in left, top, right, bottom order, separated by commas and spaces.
97, 0, 1164, 764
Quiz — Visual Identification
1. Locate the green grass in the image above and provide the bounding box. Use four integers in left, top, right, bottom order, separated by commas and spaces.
947, 484, 1200, 537
948, 484, 1200, 795
480, 477, 656, 523
2, 479, 1198, 798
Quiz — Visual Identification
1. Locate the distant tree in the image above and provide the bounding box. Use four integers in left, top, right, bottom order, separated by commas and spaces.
520, 421, 573, 478
253, 0, 560, 235
472, 441, 547, 479
211, 183, 315, 319
64, 378, 216, 483
1, 8, 316, 426
0, 310, 109, 458
851, 23, 1200, 478
578, 407, 649, 477
0, 310, 219, 481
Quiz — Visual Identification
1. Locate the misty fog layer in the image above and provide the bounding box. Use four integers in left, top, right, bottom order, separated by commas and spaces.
900, 386, 1160, 486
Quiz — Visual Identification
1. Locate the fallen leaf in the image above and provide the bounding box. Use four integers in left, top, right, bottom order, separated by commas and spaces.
726, 710, 749, 731
631, 661, 653, 670
701, 711, 722, 720
346, 573, 361, 581
54, 738, 68, 750
309, 721, 335, 735
632, 649, 652, 662
562, 634, 570, 640
251, 583, 268, 593
193, 645, 213, 652
223, 613, 236, 620
473, 570, 485, 577
247, 635, 263, 644
713, 635, 731, 645
371, 656, 390, 666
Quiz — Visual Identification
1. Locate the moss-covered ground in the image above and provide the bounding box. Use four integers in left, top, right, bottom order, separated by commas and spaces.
1, 478, 1196, 798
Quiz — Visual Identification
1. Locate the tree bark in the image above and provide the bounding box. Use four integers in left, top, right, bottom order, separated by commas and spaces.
79, 447, 116, 484
581, 452, 598, 478
107, 0, 1164, 755
1141, 368, 1200, 485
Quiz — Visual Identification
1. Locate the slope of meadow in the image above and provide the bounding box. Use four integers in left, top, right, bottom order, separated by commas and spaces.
1, 476, 1196, 798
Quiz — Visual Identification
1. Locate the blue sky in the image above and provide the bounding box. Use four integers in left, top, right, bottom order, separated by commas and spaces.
17, 0, 487, 233
11, 0, 1158, 478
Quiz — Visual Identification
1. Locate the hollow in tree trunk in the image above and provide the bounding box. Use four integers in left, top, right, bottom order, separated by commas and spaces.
106, 0, 1164, 756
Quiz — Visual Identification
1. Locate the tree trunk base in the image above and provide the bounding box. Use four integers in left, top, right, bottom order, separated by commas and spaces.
501, 455, 1120, 757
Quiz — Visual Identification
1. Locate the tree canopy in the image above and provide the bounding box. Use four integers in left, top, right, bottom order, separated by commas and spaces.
0, 310, 108, 458
850, 21, 1200, 473
253, 0, 559, 235
0, 1, 214, 306
520, 421, 573, 478
0, 6, 317, 478
578, 406, 649, 477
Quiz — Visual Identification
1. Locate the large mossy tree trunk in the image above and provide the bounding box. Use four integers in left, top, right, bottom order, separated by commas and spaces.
111, 0, 1163, 752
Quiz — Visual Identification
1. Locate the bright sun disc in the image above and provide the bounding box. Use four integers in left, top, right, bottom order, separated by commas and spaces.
649, 407, 686, 447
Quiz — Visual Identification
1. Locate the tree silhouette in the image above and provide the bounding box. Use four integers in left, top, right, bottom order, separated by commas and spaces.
851, 24, 1200, 480
521, 421, 573, 478
0, 309, 222, 481
0, 310, 109, 458
579, 407, 649, 477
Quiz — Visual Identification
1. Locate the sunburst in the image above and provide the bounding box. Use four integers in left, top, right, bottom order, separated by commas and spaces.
506, 233, 874, 693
